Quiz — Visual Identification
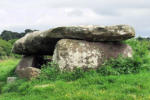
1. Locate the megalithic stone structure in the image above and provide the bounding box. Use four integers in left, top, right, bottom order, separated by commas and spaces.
12, 25, 135, 78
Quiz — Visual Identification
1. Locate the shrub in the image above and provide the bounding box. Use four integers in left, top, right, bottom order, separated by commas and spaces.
39, 62, 85, 81
97, 56, 143, 75
39, 62, 60, 81
0, 38, 12, 57
97, 39, 150, 75
0, 38, 20, 59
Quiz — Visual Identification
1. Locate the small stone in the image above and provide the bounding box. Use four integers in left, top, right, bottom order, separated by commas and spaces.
7, 77, 17, 84
16, 67, 41, 80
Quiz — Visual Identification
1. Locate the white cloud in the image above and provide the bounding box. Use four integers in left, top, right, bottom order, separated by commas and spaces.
0, 0, 150, 37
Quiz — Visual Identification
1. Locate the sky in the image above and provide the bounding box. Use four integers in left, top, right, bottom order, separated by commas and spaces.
0, 0, 150, 37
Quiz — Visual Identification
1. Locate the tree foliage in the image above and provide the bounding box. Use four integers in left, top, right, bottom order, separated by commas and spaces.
0, 29, 37, 41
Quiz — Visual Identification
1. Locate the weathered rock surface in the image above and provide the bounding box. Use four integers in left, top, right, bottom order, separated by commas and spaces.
52, 39, 133, 70
7, 77, 17, 84
16, 67, 41, 80
15, 55, 44, 73
12, 25, 135, 55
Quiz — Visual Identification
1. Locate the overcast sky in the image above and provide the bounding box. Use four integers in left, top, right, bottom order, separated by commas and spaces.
0, 0, 150, 37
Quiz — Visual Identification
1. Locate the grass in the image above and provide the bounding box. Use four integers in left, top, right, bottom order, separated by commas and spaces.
0, 58, 20, 97
1, 70, 150, 100
0, 58, 20, 81
0, 59, 150, 100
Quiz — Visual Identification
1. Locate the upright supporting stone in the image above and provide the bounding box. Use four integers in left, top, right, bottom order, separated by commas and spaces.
53, 39, 133, 70
15, 55, 43, 78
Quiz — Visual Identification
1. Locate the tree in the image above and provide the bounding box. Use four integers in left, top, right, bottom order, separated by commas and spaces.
0, 29, 38, 41
0, 30, 21, 41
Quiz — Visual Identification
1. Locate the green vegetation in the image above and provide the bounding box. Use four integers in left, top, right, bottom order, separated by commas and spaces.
0, 38, 19, 59
0, 59, 20, 81
97, 39, 150, 76
0, 38, 12, 57
0, 38, 150, 100
0, 60, 150, 100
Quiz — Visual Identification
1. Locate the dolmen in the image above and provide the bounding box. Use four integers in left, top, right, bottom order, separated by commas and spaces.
12, 25, 135, 79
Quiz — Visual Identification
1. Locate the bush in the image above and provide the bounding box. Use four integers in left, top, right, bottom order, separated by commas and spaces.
97, 39, 150, 75
0, 38, 20, 59
39, 62, 85, 81
97, 56, 142, 75
39, 62, 60, 81
0, 38, 12, 57
8, 39, 17, 45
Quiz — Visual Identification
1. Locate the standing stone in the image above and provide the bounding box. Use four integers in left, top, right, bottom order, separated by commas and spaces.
52, 39, 133, 70
12, 25, 135, 55
15, 55, 44, 75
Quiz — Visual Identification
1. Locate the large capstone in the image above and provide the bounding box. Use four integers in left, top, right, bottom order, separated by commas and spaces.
12, 25, 135, 55
52, 39, 133, 70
